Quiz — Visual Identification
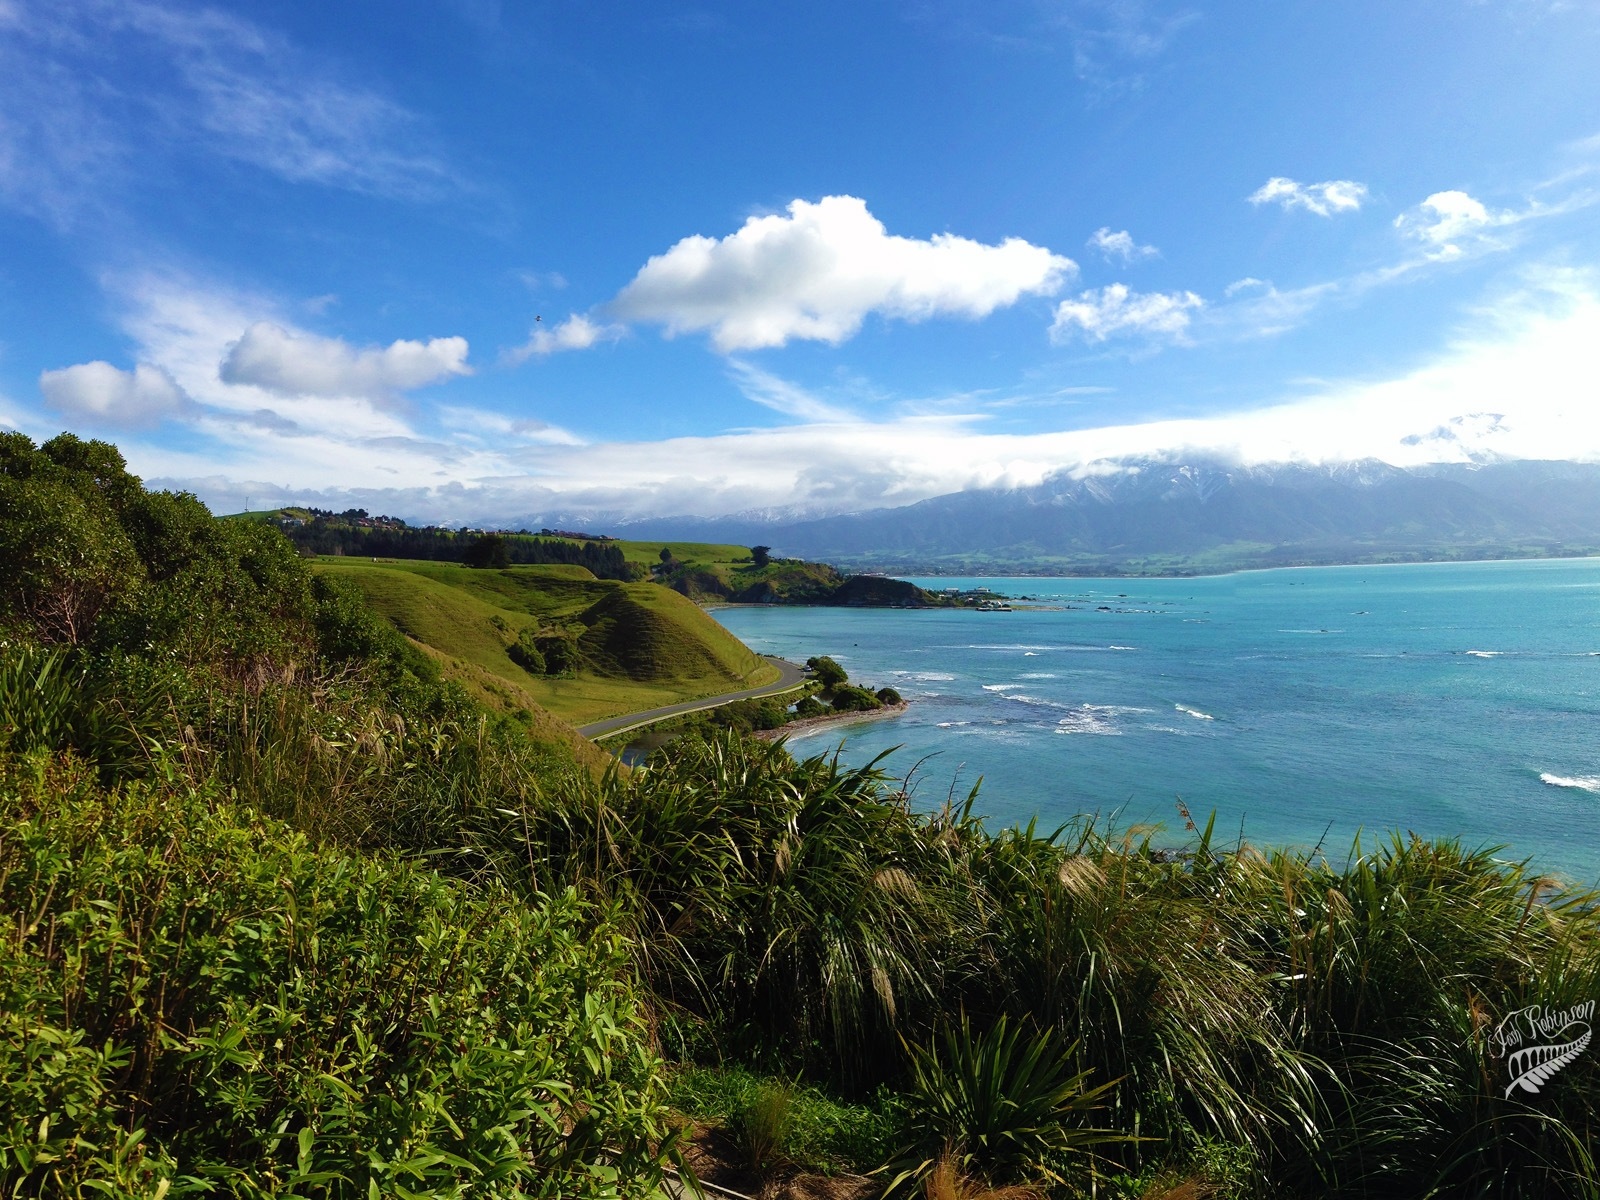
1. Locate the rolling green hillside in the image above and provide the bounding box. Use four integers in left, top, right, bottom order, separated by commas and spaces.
315, 559, 778, 724
613, 538, 753, 570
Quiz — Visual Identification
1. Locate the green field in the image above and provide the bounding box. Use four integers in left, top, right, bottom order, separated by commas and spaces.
315, 558, 778, 724
611, 538, 754, 569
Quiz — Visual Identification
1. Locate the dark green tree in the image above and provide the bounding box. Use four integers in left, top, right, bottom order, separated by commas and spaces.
830, 684, 881, 713
463, 533, 510, 569
507, 627, 547, 674
537, 633, 581, 675
805, 655, 847, 689
751, 545, 771, 569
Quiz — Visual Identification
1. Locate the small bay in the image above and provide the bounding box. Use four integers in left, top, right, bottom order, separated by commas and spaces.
712, 557, 1600, 882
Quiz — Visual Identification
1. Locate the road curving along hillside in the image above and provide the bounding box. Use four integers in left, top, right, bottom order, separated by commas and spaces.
575, 656, 810, 740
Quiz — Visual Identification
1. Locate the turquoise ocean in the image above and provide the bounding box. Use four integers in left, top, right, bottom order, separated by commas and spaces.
711, 558, 1600, 882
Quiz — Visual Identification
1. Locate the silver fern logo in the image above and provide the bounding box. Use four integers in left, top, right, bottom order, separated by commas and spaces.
1489, 1001, 1594, 1098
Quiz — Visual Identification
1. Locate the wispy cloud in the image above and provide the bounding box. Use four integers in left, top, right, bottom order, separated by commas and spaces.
505, 313, 626, 363
1249, 176, 1368, 217
910, 0, 1198, 99
25, 270, 574, 489
1050, 0, 1200, 94
114, 270, 1600, 524
0, 0, 458, 226
726, 360, 858, 423
1050, 283, 1203, 344
1179, 180, 1598, 343
1087, 226, 1158, 263
1392, 189, 1519, 258
610, 195, 1075, 352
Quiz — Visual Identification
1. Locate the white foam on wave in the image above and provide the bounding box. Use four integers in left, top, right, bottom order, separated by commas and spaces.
967, 644, 1060, 651
1019, 672, 1058, 679
1541, 773, 1600, 792
935, 720, 971, 728
1175, 704, 1215, 721
1053, 703, 1156, 735
983, 683, 1023, 692
1466, 650, 1502, 658
908, 671, 955, 681
1023, 652, 1039, 657
1109, 645, 1138, 651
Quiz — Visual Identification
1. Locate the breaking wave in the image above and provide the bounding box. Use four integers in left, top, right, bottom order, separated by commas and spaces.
1054, 703, 1156, 736
1541, 773, 1600, 792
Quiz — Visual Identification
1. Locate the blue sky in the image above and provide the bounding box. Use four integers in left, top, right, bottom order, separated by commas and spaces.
3, 0, 1600, 522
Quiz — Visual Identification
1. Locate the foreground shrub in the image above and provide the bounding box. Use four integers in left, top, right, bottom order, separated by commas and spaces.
664, 1064, 897, 1176
0, 754, 673, 1198
883, 1015, 1125, 1194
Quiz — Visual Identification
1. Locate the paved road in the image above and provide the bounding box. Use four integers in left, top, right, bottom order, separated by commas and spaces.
575, 656, 810, 740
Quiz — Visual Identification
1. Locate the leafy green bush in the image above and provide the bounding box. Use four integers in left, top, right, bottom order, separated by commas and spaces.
876, 686, 903, 705
508, 625, 548, 673
0, 753, 673, 1198
806, 655, 848, 689
537, 631, 582, 675
831, 684, 883, 713
704, 697, 790, 734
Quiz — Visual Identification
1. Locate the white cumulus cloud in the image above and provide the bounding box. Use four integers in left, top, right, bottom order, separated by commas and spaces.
610, 195, 1075, 352
1393, 190, 1511, 258
220, 322, 471, 399
38, 361, 191, 427
1050, 283, 1204, 343
506, 313, 625, 362
1087, 227, 1158, 263
1249, 176, 1368, 217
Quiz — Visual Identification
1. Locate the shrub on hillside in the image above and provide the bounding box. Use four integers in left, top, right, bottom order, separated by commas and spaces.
537, 631, 582, 675
508, 626, 548, 673
0, 754, 673, 1197
883, 1015, 1124, 1193
792, 695, 827, 719
805, 655, 847, 689
875, 686, 903, 705
830, 684, 882, 713
705, 697, 790, 734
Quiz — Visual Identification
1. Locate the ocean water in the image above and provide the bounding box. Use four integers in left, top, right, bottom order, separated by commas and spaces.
711, 558, 1600, 882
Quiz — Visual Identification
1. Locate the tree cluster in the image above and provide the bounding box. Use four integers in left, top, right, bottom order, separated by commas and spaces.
284, 513, 637, 580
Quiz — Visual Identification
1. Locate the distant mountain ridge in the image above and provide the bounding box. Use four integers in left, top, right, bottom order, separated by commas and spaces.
614, 458, 1600, 574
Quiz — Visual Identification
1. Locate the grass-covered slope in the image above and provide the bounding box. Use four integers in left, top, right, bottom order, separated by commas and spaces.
317, 558, 776, 724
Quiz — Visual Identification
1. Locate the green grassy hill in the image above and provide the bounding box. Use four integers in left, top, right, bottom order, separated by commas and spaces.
612, 538, 753, 570
315, 559, 777, 725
